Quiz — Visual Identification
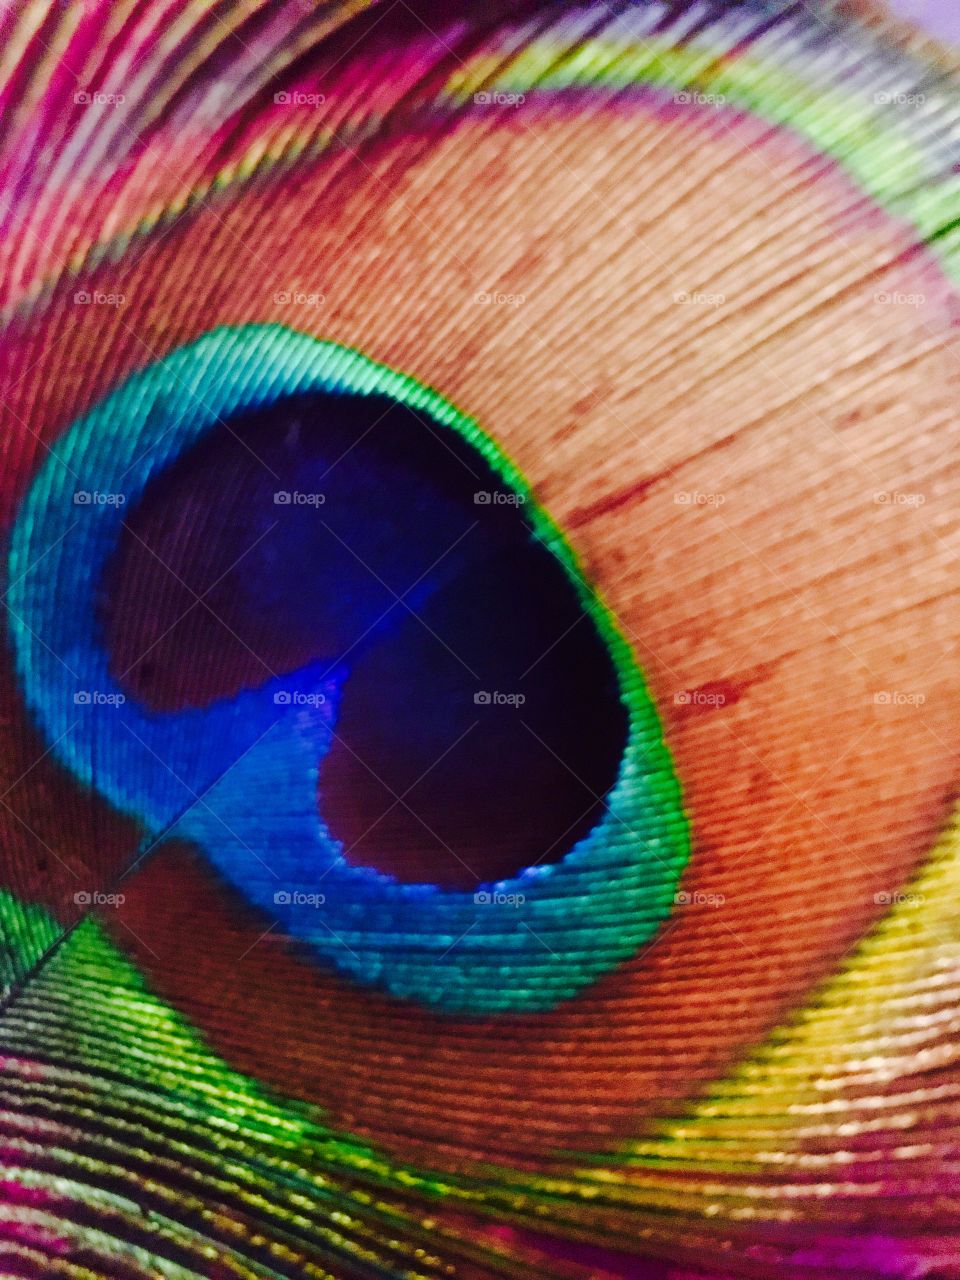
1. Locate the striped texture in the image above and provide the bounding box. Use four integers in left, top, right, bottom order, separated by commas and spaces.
0, 2, 957, 1277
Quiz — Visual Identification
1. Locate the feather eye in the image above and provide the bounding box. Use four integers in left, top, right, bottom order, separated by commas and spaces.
0, 3, 958, 1278
8, 323, 689, 1012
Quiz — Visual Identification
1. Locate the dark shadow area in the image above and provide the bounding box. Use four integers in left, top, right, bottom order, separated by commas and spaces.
104, 388, 628, 889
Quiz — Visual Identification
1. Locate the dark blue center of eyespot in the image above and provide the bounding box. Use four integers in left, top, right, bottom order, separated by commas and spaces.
104, 388, 628, 890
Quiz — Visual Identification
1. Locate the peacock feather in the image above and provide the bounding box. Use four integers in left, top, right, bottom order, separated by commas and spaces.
0, 2, 957, 1276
